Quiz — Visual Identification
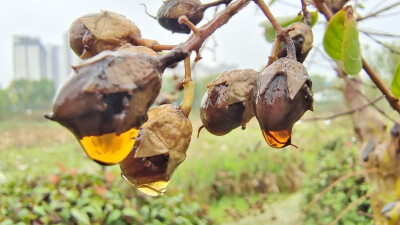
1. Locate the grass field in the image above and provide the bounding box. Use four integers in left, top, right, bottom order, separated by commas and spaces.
0, 108, 361, 224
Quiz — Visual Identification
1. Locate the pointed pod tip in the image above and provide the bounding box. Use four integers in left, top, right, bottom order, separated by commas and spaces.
44, 112, 54, 121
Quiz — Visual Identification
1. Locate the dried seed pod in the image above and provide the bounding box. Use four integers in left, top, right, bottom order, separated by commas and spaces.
45, 51, 164, 165
120, 104, 192, 196
277, 22, 313, 63
116, 43, 158, 56
69, 11, 142, 59
200, 69, 258, 136
254, 57, 313, 148
156, 0, 231, 33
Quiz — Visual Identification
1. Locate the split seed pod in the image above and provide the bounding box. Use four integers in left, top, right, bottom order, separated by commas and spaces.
120, 104, 192, 196
69, 11, 142, 59
44, 47, 185, 165
200, 69, 258, 136
254, 57, 313, 148
277, 22, 313, 63
157, 0, 231, 33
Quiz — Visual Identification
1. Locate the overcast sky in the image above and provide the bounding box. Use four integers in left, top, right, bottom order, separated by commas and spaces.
0, 0, 399, 87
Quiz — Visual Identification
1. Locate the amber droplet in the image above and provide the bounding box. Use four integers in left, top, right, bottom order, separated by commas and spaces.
119, 104, 192, 196
79, 128, 139, 165
137, 181, 169, 196
262, 130, 291, 148
254, 57, 313, 148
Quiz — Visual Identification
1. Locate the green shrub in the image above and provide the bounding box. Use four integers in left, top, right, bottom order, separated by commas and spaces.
302, 137, 373, 225
0, 168, 213, 225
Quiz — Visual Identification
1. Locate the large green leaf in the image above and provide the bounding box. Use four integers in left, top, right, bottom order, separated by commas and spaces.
323, 9, 346, 60
392, 62, 400, 97
261, 11, 319, 42
342, 8, 362, 75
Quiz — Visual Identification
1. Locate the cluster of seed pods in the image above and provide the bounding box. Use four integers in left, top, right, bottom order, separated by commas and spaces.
200, 22, 314, 148
45, 2, 315, 196
46, 10, 193, 196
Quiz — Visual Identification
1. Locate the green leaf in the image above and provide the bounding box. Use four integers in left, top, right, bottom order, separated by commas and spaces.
71, 208, 91, 225
392, 62, 400, 97
262, 11, 318, 42
342, 7, 362, 75
106, 210, 122, 224
323, 8, 346, 60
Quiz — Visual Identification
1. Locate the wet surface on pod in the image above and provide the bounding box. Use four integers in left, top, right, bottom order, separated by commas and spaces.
254, 57, 313, 148
157, 0, 203, 33
45, 50, 162, 164
120, 104, 192, 196
200, 69, 258, 136
69, 11, 142, 59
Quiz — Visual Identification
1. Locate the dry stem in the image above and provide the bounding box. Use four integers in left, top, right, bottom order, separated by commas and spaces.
328, 192, 373, 225
179, 56, 194, 117
253, 0, 296, 60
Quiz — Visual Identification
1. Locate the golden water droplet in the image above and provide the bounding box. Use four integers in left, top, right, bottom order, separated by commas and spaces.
262, 130, 291, 148
79, 128, 139, 165
136, 180, 169, 196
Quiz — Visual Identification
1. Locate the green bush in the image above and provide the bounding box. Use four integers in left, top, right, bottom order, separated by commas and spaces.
0, 168, 213, 225
302, 137, 373, 225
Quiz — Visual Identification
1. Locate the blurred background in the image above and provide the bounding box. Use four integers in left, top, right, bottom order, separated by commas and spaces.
0, 0, 399, 224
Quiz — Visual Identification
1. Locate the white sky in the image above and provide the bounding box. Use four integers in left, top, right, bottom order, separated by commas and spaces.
0, 0, 399, 87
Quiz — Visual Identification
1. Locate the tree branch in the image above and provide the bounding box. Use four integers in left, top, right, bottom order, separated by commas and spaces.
303, 95, 384, 122
357, 1, 400, 21
294, 169, 379, 224
253, 0, 297, 60
312, 0, 400, 114
328, 192, 373, 225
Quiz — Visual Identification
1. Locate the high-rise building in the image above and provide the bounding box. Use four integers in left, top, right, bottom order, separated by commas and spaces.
46, 44, 61, 86
13, 36, 47, 80
59, 32, 80, 87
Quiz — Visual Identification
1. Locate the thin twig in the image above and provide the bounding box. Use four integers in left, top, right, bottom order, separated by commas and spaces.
303, 96, 384, 122
300, 0, 311, 25
253, 0, 297, 60
328, 192, 373, 225
294, 169, 379, 224
357, 1, 400, 21
139, 3, 157, 19
358, 28, 400, 38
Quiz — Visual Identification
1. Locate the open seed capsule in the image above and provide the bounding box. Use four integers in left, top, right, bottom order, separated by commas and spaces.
254, 57, 313, 148
69, 11, 142, 59
277, 22, 313, 63
120, 104, 192, 196
45, 50, 163, 165
200, 69, 257, 136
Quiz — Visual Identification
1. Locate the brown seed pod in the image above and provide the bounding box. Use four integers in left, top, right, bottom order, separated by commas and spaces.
277, 22, 313, 63
156, 0, 231, 34
254, 57, 313, 148
69, 11, 142, 59
116, 43, 158, 56
200, 69, 258, 136
45, 51, 164, 165
120, 104, 192, 196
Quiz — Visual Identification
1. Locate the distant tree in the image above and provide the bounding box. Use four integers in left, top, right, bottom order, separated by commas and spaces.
7, 79, 55, 112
